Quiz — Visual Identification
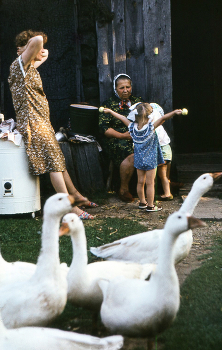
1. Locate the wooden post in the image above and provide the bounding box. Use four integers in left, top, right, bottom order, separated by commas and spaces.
111, 0, 126, 75
96, 20, 113, 104
125, 0, 145, 99
96, 0, 113, 104
143, 0, 173, 134
73, 0, 84, 102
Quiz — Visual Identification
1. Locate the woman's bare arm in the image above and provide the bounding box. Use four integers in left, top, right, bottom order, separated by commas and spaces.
104, 128, 132, 140
20, 35, 44, 69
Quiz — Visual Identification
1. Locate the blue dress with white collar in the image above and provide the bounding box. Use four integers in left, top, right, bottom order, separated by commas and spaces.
128, 121, 164, 170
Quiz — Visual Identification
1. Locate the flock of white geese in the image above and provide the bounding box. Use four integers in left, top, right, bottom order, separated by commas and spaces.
0, 172, 221, 350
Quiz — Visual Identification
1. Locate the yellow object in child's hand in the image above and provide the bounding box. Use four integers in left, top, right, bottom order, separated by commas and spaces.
99, 107, 104, 113
182, 108, 188, 115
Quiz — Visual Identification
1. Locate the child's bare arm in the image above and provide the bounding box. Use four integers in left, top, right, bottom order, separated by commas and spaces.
103, 108, 130, 126
154, 109, 182, 129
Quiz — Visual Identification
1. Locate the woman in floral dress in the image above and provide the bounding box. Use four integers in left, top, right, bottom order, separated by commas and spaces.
8, 30, 96, 219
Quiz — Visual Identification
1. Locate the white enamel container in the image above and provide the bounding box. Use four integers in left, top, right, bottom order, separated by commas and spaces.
0, 138, 41, 215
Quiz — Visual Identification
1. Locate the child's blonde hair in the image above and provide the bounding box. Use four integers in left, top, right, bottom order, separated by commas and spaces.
135, 103, 153, 127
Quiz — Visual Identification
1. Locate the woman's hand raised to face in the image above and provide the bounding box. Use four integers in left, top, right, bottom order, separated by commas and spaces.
41, 49, 48, 58
20, 35, 44, 68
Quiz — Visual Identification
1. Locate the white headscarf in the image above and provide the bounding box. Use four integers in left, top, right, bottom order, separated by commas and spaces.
113, 73, 132, 99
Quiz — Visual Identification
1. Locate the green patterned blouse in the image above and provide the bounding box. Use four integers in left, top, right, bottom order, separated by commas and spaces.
98, 95, 143, 167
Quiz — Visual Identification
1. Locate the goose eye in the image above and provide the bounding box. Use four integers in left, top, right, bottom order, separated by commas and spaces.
58, 198, 62, 201
178, 215, 182, 219
203, 176, 206, 180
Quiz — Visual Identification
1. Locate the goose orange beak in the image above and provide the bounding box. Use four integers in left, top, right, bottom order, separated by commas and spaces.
59, 222, 70, 236
211, 172, 222, 181
187, 216, 206, 230
68, 195, 75, 206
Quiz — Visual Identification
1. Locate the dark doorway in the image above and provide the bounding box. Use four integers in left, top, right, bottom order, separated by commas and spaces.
171, 0, 222, 153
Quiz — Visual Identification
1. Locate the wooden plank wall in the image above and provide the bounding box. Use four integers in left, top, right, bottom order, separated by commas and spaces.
96, 0, 173, 120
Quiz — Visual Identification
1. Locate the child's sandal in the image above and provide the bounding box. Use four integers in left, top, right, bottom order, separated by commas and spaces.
146, 205, 162, 212
138, 202, 148, 209
78, 211, 94, 220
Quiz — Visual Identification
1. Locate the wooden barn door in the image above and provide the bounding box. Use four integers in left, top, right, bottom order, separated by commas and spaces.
171, 0, 222, 153
96, 0, 173, 134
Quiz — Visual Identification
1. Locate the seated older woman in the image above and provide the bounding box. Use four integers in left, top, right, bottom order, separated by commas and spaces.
99, 74, 143, 202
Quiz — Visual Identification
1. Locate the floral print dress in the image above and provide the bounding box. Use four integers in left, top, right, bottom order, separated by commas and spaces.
8, 56, 66, 175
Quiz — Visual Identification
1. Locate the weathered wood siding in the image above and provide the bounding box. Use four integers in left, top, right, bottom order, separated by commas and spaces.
96, 0, 173, 123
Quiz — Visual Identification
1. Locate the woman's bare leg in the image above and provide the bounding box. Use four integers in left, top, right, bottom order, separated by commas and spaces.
49, 171, 92, 217
63, 170, 88, 203
136, 169, 146, 204
119, 154, 135, 195
49, 172, 68, 193
50, 171, 88, 204
145, 168, 156, 207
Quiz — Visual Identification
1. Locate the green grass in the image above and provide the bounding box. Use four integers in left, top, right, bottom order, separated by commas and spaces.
0, 216, 42, 263
159, 233, 222, 350
0, 213, 222, 349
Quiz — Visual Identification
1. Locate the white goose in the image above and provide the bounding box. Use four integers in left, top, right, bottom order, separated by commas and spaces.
98, 212, 205, 339
0, 193, 74, 328
0, 250, 68, 288
0, 312, 124, 350
59, 213, 155, 312
91, 173, 222, 265
0, 251, 35, 286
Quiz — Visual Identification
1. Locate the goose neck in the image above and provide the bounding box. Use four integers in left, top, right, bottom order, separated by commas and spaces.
156, 231, 177, 278
36, 215, 60, 270
180, 186, 203, 215
70, 229, 88, 269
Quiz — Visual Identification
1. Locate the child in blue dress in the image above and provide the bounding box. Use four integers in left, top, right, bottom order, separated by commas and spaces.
103, 103, 182, 212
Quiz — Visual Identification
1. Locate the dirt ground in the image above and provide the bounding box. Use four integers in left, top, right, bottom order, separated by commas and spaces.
88, 194, 222, 350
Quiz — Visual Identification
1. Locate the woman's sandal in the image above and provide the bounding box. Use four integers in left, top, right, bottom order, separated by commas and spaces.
78, 211, 94, 220
80, 201, 98, 208
146, 205, 162, 212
